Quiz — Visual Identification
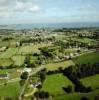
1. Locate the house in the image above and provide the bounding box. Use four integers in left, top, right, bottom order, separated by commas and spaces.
0, 74, 9, 79
22, 68, 32, 73
0, 47, 7, 52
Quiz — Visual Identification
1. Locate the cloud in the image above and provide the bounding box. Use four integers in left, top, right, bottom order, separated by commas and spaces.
29, 5, 39, 12
0, 0, 40, 17
78, 4, 98, 12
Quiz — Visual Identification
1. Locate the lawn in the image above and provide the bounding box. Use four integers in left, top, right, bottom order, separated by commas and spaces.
81, 74, 99, 90
0, 48, 18, 58
11, 55, 25, 66
42, 74, 73, 96
44, 60, 75, 71
0, 81, 21, 97
73, 52, 99, 64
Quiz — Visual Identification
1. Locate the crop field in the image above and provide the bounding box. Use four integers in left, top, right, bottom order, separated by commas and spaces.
73, 52, 99, 64
42, 74, 73, 96
44, 60, 75, 71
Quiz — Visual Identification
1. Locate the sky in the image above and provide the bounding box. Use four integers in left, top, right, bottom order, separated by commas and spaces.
0, 0, 99, 25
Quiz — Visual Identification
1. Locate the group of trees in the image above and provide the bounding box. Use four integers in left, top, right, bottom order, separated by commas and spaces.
68, 62, 99, 79
39, 68, 47, 83
34, 91, 49, 99
63, 62, 99, 93
63, 67, 92, 93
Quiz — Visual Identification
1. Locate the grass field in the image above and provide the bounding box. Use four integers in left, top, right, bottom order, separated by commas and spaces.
81, 74, 99, 90
12, 55, 25, 66
0, 58, 13, 67
0, 48, 18, 58
53, 89, 99, 100
42, 74, 99, 100
0, 81, 21, 97
73, 52, 99, 64
0, 68, 21, 79
18, 43, 52, 54
42, 74, 73, 96
44, 60, 75, 71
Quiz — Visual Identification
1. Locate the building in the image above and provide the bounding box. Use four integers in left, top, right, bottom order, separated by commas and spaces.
0, 74, 9, 79
0, 47, 7, 52
22, 68, 32, 73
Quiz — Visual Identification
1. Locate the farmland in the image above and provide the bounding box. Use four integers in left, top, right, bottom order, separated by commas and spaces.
73, 52, 99, 64
0, 81, 21, 97
44, 60, 75, 71
42, 74, 73, 96
0, 28, 99, 100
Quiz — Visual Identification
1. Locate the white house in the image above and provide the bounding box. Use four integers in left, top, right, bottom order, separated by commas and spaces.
22, 68, 32, 73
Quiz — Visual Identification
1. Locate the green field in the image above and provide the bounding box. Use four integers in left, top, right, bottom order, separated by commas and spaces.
81, 74, 99, 90
0, 68, 21, 79
44, 60, 75, 71
0, 48, 18, 58
0, 58, 13, 67
18, 43, 52, 54
12, 55, 25, 66
73, 52, 99, 64
42, 74, 73, 96
0, 81, 21, 97
42, 74, 99, 100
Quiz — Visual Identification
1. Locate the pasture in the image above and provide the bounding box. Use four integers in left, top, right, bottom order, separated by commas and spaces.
12, 55, 25, 66
42, 74, 73, 96
0, 81, 21, 97
0, 48, 18, 58
44, 60, 75, 71
81, 74, 99, 90
73, 52, 99, 64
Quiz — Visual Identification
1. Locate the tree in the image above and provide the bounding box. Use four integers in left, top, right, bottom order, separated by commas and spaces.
80, 97, 89, 100
66, 85, 72, 93
20, 71, 28, 79
19, 79, 25, 87
39, 68, 47, 82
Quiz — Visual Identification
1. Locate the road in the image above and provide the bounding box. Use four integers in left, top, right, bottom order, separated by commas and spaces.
18, 66, 45, 100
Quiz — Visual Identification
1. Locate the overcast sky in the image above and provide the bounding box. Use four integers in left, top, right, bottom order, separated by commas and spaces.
0, 0, 99, 25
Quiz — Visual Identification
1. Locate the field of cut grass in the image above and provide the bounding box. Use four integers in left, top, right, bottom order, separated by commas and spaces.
0, 48, 18, 58
0, 58, 13, 67
81, 74, 99, 90
44, 60, 75, 71
42, 74, 73, 96
0, 81, 21, 97
73, 52, 99, 64
12, 55, 25, 66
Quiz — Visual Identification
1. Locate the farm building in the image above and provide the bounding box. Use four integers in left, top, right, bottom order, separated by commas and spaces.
0, 74, 9, 79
